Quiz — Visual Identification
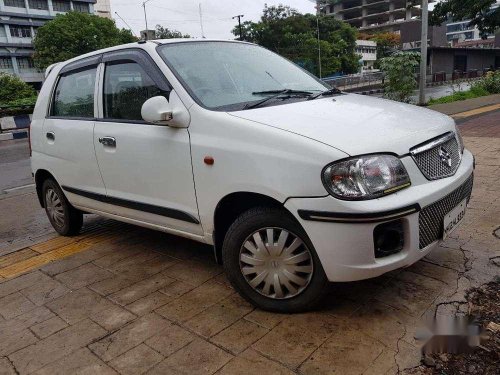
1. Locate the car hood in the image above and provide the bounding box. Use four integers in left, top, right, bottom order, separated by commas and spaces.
229, 94, 456, 156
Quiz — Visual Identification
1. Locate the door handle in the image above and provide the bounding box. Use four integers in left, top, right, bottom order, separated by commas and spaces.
46, 132, 55, 141
98, 137, 116, 147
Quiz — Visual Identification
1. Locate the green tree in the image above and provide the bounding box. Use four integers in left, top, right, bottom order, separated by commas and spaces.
155, 25, 191, 39
33, 12, 136, 69
430, 0, 500, 38
0, 73, 37, 105
379, 52, 420, 103
231, 5, 359, 76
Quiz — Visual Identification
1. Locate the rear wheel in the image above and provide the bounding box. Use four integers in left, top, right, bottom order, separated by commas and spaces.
222, 207, 328, 313
42, 179, 83, 236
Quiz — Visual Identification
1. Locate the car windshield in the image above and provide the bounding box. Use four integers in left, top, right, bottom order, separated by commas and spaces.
157, 41, 329, 111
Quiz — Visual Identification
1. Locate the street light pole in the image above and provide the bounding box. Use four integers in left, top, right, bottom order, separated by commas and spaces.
419, 0, 429, 105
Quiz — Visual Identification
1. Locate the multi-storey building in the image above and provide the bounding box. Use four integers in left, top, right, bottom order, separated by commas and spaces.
319, 0, 433, 34
446, 1, 499, 47
94, 0, 110, 18
355, 40, 377, 71
0, 0, 99, 88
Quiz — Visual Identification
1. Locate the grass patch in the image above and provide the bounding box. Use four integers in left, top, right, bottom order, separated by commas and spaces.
428, 86, 491, 105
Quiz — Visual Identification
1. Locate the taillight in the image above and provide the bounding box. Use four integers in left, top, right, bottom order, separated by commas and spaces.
28, 123, 32, 157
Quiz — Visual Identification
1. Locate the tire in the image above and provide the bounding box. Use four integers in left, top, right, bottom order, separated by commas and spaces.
222, 206, 329, 313
42, 178, 83, 236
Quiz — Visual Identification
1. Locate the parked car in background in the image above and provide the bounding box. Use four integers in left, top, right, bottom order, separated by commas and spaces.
30, 40, 474, 312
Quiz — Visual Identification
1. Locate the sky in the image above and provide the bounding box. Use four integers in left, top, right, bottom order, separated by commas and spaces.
111, 0, 318, 39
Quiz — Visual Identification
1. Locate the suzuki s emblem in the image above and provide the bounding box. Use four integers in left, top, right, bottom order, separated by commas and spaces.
439, 147, 452, 168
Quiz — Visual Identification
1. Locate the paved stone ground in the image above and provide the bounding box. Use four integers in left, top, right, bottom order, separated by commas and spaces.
0, 113, 498, 375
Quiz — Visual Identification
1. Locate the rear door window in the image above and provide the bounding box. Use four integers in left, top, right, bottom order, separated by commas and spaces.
51, 67, 96, 118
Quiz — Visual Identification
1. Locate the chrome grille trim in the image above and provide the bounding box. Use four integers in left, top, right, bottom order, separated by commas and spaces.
419, 174, 474, 249
411, 132, 462, 180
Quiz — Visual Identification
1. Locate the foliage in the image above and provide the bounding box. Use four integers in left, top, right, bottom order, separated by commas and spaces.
231, 5, 359, 76
357, 32, 400, 65
33, 12, 137, 69
0, 73, 37, 106
474, 70, 500, 94
379, 52, 420, 103
428, 71, 500, 104
155, 25, 190, 39
428, 85, 489, 105
430, 0, 500, 39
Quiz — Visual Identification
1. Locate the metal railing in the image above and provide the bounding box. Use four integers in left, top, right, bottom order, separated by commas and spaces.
323, 71, 384, 90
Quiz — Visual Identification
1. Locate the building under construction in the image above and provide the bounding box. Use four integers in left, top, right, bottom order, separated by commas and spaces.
319, 0, 431, 33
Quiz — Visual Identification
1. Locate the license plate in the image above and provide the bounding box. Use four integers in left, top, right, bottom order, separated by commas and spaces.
443, 199, 467, 240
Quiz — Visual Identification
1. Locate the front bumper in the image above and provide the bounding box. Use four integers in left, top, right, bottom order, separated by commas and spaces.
285, 150, 475, 282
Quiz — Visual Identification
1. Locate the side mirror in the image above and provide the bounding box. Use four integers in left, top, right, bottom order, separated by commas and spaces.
141, 92, 190, 128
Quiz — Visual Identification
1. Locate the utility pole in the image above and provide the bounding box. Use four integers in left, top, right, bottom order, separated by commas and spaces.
419, 0, 429, 105
115, 12, 137, 37
232, 14, 244, 41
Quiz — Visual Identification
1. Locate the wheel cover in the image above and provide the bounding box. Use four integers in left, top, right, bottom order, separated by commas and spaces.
45, 188, 65, 228
239, 227, 314, 300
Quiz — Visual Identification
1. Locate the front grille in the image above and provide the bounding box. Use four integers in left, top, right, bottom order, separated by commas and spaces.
419, 174, 474, 249
411, 132, 461, 180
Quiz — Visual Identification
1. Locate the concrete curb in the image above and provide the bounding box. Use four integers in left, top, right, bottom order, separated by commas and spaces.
0, 114, 31, 142
428, 94, 500, 116
356, 88, 385, 96
0, 129, 29, 141
0, 114, 31, 132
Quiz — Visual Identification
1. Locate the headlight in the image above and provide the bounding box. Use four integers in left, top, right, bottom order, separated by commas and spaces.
456, 127, 465, 154
322, 154, 411, 200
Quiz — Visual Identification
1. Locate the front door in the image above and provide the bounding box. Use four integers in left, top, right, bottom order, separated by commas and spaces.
93, 51, 201, 235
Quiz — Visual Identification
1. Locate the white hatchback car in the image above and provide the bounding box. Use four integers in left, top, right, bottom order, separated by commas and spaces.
31, 40, 474, 312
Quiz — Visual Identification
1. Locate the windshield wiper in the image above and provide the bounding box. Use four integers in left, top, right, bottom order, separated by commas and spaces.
307, 88, 342, 100
244, 89, 313, 109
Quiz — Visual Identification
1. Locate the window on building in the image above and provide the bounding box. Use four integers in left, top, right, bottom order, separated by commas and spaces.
0, 58, 14, 69
73, 2, 89, 13
4, 0, 26, 8
10, 26, 32, 38
28, 0, 49, 10
52, 67, 97, 118
17, 57, 35, 70
104, 62, 166, 121
52, 0, 71, 12
464, 32, 474, 40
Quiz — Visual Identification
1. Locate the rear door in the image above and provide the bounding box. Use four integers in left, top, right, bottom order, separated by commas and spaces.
43, 56, 107, 209
93, 49, 202, 235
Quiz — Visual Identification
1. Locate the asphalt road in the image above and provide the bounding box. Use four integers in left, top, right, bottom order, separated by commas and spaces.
0, 139, 33, 193
0, 140, 53, 255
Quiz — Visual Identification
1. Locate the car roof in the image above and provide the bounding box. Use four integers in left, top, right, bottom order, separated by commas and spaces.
55, 39, 251, 70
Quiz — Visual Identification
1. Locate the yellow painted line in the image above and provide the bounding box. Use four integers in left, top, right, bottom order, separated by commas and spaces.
0, 248, 38, 269
30, 236, 78, 254
0, 241, 92, 279
452, 104, 500, 119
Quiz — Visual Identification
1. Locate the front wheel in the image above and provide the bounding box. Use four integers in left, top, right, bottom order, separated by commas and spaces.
42, 179, 83, 236
222, 207, 329, 313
